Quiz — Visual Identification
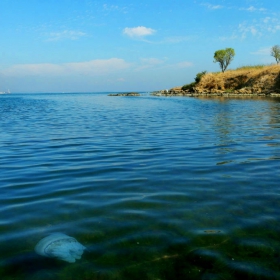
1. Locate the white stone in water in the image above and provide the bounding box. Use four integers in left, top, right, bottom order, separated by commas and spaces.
35, 233, 86, 263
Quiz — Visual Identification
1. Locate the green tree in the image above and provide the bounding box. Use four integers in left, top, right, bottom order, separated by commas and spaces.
271, 45, 280, 64
213, 48, 235, 72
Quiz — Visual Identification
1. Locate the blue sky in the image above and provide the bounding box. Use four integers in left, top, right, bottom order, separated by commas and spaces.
0, 0, 280, 93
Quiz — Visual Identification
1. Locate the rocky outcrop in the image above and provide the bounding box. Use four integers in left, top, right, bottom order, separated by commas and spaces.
108, 92, 140, 96
194, 65, 280, 95
154, 65, 280, 97
151, 87, 187, 96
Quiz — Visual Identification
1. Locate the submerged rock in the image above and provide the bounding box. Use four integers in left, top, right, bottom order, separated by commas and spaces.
35, 233, 86, 263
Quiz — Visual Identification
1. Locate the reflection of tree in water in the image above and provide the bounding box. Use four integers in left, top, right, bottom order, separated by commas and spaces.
213, 100, 232, 147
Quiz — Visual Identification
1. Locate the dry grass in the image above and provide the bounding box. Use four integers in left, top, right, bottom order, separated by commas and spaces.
196, 64, 280, 92
236, 64, 268, 70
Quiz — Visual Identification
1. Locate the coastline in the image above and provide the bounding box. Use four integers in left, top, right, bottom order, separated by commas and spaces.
151, 91, 280, 97
154, 64, 280, 97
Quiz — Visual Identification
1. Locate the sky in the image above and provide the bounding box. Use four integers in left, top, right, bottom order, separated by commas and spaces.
0, 0, 280, 93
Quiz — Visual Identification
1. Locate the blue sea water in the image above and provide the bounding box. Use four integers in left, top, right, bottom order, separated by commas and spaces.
0, 92, 280, 279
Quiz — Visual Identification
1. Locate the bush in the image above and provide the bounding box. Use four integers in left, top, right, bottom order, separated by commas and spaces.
181, 71, 207, 91
194, 71, 207, 83
182, 82, 196, 91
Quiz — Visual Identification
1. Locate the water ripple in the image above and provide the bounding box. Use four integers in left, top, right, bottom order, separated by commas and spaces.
1, 94, 280, 279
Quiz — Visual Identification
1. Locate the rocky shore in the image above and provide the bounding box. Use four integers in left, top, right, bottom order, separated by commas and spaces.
108, 92, 140, 96
153, 65, 280, 97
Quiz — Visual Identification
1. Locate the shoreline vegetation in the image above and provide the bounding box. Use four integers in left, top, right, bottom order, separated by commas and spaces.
152, 64, 280, 97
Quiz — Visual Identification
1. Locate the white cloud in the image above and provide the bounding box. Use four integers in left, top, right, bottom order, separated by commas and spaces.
262, 17, 280, 33
123, 26, 156, 38
134, 58, 192, 72
237, 17, 280, 38
1, 58, 130, 77
173, 61, 193, 68
103, 4, 127, 13
240, 6, 266, 12
141, 58, 164, 65
238, 23, 260, 38
136, 58, 165, 70
46, 30, 87, 41
246, 6, 257, 12
103, 4, 119, 10
164, 36, 193, 43
202, 3, 223, 10
251, 47, 271, 55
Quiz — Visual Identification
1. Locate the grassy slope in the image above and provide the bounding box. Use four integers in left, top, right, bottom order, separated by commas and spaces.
194, 65, 280, 94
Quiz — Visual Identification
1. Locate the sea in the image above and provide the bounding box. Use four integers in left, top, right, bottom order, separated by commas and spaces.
0, 92, 280, 280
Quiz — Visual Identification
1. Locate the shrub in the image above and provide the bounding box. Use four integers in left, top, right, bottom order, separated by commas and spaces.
181, 71, 207, 91
182, 82, 196, 91
195, 71, 207, 83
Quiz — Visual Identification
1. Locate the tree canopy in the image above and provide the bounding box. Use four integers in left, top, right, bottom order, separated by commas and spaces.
271, 45, 280, 64
213, 48, 235, 72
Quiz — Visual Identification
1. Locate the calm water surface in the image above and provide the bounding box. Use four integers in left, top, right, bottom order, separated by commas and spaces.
0, 93, 280, 279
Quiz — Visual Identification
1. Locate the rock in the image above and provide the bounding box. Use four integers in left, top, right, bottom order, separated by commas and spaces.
108, 92, 140, 96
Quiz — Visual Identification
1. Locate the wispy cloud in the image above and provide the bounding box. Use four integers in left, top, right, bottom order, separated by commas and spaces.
173, 61, 193, 68
202, 3, 223, 10
136, 58, 165, 70
46, 30, 87, 41
262, 17, 280, 32
135, 58, 193, 71
238, 23, 259, 37
163, 36, 193, 43
251, 47, 271, 55
141, 58, 164, 65
103, 4, 128, 13
237, 17, 280, 38
103, 4, 119, 10
1, 58, 130, 77
240, 6, 266, 12
123, 26, 156, 38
